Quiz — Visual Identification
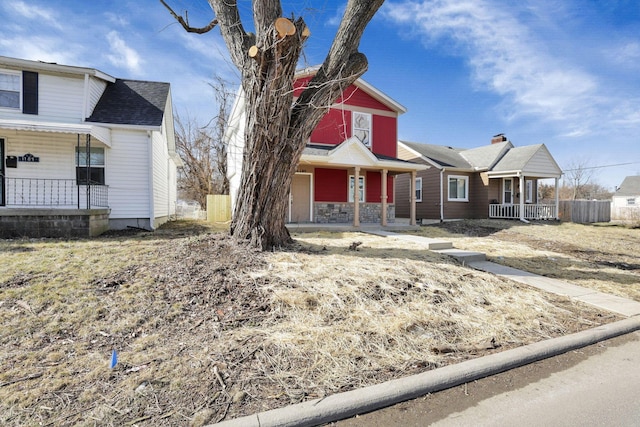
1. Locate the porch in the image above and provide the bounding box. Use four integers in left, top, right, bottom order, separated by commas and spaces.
489, 203, 558, 220
3, 177, 108, 209
0, 178, 110, 238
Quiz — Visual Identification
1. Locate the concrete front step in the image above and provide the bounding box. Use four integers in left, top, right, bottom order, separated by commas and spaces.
435, 249, 487, 263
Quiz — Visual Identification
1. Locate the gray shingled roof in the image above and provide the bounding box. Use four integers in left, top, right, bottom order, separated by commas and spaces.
400, 140, 471, 168
491, 144, 543, 172
460, 141, 512, 170
86, 79, 169, 127
615, 176, 640, 196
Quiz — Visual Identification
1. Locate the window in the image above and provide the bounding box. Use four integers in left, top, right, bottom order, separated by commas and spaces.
525, 180, 534, 203
628, 198, 636, 206
0, 71, 20, 109
76, 147, 105, 185
352, 112, 372, 147
415, 177, 423, 202
349, 175, 365, 203
503, 178, 513, 204
448, 175, 468, 201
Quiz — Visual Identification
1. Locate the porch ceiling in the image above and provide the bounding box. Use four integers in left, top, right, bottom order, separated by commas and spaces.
0, 119, 111, 147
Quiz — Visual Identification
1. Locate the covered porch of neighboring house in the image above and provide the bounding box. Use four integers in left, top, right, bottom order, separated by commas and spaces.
289, 138, 427, 227
0, 120, 111, 237
486, 173, 561, 221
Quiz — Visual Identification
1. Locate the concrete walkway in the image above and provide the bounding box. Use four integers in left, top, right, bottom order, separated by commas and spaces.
366, 230, 640, 318
211, 230, 640, 426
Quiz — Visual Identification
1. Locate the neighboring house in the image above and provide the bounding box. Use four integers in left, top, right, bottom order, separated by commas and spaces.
226, 68, 427, 226
611, 176, 640, 221
396, 134, 562, 221
0, 56, 181, 237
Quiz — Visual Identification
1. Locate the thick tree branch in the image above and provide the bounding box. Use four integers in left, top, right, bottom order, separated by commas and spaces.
210, 0, 255, 71
160, 0, 218, 33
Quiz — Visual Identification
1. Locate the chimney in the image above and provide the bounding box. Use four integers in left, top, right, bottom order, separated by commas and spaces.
491, 133, 507, 144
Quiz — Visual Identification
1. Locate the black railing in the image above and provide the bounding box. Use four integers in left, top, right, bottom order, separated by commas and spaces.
5, 178, 108, 208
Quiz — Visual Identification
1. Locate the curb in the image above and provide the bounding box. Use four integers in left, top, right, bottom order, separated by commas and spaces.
212, 316, 640, 427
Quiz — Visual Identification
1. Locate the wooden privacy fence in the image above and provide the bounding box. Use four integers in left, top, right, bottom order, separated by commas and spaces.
206, 195, 231, 222
558, 200, 610, 223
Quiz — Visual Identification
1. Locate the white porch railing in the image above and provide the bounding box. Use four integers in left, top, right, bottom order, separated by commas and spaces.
489, 204, 557, 220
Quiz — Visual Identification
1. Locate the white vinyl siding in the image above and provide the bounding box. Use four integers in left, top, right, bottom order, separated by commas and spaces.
152, 130, 170, 218
87, 77, 107, 117
38, 74, 85, 122
3, 132, 77, 181
106, 129, 150, 219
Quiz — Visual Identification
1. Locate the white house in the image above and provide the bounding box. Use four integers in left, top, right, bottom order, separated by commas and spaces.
0, 56, 181, 237
612, 176, 640, 222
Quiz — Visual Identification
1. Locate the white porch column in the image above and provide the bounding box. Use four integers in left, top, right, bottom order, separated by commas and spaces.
519, 175, 525, 221
353, 166, 360, 227
381, 169, 388, 226
410, 170, 417, 226
554, 177, 560, 219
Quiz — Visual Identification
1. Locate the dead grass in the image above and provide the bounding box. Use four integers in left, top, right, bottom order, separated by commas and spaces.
0, 220, 620, 426
410, 219, 640, 301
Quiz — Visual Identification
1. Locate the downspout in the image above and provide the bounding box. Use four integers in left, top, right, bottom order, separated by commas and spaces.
440, 168, 445, 222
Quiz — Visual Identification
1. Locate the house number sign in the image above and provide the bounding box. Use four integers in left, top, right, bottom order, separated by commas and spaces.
18, 153, 40, 162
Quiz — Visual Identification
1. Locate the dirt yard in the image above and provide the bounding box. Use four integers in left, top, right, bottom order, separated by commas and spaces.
0, 220, 627, 426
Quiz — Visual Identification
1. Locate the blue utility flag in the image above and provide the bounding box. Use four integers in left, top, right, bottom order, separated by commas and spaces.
110, 349, 118, 369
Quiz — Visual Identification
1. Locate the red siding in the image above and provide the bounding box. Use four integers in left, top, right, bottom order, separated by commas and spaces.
338, 86, 393, 111
310, 108, 349, 145
372, 115, 397, 157
294, 77, 393, 112
366, 171, 381, 203
314, 168, 348, 202
364, 172, 395, 204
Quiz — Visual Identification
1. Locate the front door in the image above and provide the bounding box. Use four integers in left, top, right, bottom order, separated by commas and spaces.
0, 138, 5, 206
290, 173, 311, 223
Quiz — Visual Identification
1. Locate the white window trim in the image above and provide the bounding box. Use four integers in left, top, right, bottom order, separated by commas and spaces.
525, 179, 534, 203
348, 175, 365, 203
0, 69, 22, 110
627, 198, 636, 206
352, 111, 372, 147
448, 175, 469, 202
503, 178, 513, 205
415, 177, 423, 202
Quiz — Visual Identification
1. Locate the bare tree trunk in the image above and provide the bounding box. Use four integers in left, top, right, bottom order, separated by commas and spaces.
165, 0, 385, 249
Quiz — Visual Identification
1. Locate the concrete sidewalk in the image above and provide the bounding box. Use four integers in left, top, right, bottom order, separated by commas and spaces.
370, 230, 640, 317
211, 230, 640, 426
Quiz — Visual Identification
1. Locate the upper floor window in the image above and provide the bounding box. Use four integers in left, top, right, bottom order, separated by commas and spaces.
352, 112, 371, 147
0, 71, 20, 109
448, 175, 468, 202
628, 198, 636, 206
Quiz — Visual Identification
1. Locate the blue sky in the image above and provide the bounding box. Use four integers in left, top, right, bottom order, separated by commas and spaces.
1, 0, 639, 189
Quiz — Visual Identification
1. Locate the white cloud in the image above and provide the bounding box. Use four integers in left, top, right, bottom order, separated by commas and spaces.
4, 0, 62, 29
106, 31, 144, 75
382, 0, 640, 137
